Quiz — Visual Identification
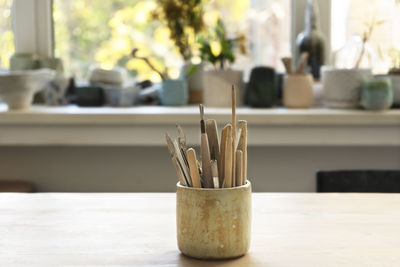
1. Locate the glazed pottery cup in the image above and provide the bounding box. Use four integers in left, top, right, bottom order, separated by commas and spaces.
283, 74, 314, 108
360, 77, 393, 110
159, 79, 188, 106
176, 181, 252, 260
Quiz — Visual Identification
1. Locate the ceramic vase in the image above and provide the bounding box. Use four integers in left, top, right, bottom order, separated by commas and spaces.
176, 181, 252, 260
380, 74, 400, 107
322, 67, 372, 109
159, 79, 188, 106
360, 77, 393, 110
203, 69, 244, 107
245, 67, 277, 107
283, 74, 314, 108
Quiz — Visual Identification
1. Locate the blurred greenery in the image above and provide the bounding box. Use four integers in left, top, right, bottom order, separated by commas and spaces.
0, 0, 13, 69
54, 0, 248, 82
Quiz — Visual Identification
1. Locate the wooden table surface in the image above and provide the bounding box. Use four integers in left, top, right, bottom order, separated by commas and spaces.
0, 193, 399, 266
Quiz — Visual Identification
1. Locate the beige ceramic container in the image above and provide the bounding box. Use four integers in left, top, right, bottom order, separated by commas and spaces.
283, 74, 314, 108
176, 181, 252, 260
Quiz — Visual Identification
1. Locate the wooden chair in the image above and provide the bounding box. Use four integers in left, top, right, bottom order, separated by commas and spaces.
0, 181, 35, 192
317, 170, 400, 193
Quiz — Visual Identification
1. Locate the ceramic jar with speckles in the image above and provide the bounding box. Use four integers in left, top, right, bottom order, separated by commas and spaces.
176, 181, 252, 260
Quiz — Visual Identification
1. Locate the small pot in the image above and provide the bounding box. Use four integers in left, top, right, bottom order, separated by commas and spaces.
176, 181, 252, 260
322, 67, 372, 109
381, 74, 400, 107
283, 74, 314, 108
159, 79, 188, 106
181, 63, 205, 104
360, 77, 393, 110
203, 69, 244, 107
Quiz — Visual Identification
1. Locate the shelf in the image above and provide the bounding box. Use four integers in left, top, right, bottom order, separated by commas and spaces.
0, 104, 399, 146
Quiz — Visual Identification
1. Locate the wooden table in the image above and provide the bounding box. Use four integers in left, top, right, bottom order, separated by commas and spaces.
1, 193, 399, 266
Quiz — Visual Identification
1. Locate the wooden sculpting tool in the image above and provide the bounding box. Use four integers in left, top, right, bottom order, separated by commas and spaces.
238, 120, 247, 185
297, 52, 309, 74
206, 119, 220, 163
187, 148, 202, 188
281, 57, 293, 74
173, 139, 192, 187
211, 160, 219, 189
235, 150, 243, 186
219, 125, 229, 187
232, 85, 237, 187
223, 124, 233, 188
199, 104, 213, 188
165, 134, 187, 186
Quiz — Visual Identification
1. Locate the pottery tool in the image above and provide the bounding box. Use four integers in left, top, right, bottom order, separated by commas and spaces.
219, 124, 229, 187
223, 124, 233, 188
235, 150, 243, 186
187, 148, 202, 188
211, 160, 219, 189
177, 124, 190, 171
238, 120, 247, 185
200, 104, 213, 188
281, 57, 293, 74
296, 52, 309, 74
231, 85, 237, 187
173, 139, 192, 187
165, 134, 187, 186
206, 119, 220, 163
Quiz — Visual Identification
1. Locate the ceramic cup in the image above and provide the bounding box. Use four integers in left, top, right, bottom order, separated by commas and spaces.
159, 79, 188, 106
360, 77, 393, 110
176, 181, 252, 260
283, 74, 314, 108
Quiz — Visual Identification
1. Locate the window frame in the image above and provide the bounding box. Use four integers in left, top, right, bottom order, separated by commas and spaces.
11, 0, 332, 64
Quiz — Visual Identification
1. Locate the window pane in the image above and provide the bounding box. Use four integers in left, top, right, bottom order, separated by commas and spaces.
54, 0, 290, 82
331, 0, 400, 73
0, 0, 13, 70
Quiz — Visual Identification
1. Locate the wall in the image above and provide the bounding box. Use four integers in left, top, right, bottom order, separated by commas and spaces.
1, 146, 399, 192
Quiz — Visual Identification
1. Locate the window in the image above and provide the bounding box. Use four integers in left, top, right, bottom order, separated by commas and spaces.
53, 0, 291, 82
0, 0, 13, 69
331, 0, 400, 73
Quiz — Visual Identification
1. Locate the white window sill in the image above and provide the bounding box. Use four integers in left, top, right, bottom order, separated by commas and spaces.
0, 104, 399, 146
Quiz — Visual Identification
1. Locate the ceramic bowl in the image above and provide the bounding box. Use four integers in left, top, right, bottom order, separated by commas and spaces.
0, 69, 55, 110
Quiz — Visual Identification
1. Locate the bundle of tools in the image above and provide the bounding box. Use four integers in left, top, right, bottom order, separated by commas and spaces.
166, 85, 247, 188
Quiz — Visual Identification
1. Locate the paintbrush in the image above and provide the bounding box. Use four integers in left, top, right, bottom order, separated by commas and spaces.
200, 104, 213, 188
165, 133, 187, 186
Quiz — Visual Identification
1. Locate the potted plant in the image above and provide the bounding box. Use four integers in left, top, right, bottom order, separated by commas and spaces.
322, 18, 384, 109
152, 0, 205, 104
198, 19, 247, 107
131, 48, 188, 106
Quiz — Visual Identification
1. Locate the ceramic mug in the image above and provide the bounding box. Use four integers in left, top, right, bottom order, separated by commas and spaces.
360, 77, 393, 110
176, 181, 252, 260
283, 74, 313, 108
159, 79, 188, 106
